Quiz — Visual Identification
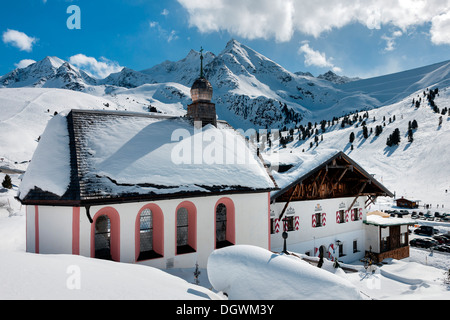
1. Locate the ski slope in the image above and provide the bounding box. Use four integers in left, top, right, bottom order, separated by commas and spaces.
266, 86, 450, 210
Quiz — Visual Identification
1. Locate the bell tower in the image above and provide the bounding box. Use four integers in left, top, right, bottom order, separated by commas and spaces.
187, 47, 217, 127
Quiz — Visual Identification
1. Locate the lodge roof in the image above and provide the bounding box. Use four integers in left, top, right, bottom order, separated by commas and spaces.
267, 149, 394, 202
18, 109, 276, 206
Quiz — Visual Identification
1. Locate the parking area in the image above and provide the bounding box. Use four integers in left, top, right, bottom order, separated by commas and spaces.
382, 209, 450, 254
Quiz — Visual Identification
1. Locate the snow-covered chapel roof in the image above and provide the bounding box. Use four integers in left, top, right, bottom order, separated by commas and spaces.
18, 109, 276, 205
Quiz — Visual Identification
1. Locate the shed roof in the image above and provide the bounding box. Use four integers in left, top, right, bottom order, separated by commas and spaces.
364, 215, 417, 227
395, 198, 421, 202
18, 109, 276, 206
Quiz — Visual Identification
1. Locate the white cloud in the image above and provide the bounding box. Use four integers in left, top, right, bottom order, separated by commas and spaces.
430, 11, 450, 45
149, 21, 179, 42
177, 0, 450, 43
14, 59, 36, 69
161, 9, 169, 16
298, 42, 342, 73
2, 29, 37, 52
68, 54, 123, 79
382, 30, 403, 51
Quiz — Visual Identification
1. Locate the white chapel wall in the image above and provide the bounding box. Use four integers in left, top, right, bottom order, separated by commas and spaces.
270, 196, 368, 263
75, 192, 269, 269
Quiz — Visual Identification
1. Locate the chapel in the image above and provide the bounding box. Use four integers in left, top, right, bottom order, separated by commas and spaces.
18, 51, 276, 269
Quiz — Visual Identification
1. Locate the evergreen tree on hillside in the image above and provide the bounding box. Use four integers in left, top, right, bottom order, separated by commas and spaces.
386, 128, 401, 147
2, 174, 12, 189
375, 125, 383, 136
362, 126, 368, 139
407, 128, 414, 143
349, 132, 355, 143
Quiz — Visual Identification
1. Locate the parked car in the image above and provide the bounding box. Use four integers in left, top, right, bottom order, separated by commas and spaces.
410, 238, 438, 248
414, 226, 438, 236
435, 245, 450, 253
433, 235, 449, 244
441, 233, 450, 241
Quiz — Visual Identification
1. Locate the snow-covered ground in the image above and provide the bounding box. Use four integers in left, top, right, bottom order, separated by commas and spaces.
1, 173, 449, 300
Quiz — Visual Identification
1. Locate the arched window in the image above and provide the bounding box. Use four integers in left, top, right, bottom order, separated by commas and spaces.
91, 207, 120, 261
95, 215, 111, 260
215, 198, 235, 249
135, 204, 164, 262
176, 202, 197, 255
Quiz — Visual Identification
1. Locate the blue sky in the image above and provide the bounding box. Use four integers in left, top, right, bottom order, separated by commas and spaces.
1, 0, 450, 79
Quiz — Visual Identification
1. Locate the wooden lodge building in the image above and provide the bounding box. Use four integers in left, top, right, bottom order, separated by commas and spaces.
268, 150, 396, 263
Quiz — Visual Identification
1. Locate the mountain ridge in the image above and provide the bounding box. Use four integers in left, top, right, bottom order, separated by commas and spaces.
1, 39, 450, 129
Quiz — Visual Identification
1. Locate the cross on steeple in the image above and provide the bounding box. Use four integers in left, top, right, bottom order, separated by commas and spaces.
200, 46, 204, 78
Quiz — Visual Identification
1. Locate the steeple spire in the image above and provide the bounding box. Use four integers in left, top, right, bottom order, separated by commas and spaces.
188, 46, 216, 127
200, 46, 204, 78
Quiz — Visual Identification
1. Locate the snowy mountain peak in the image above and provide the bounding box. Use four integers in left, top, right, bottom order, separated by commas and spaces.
3, 40, 450, 130
0, 56, 96, 90
317, 70, 361, 84
40, 56, 65, 69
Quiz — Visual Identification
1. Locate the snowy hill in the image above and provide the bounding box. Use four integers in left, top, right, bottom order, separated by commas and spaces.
339, 59, 450, 106
265, 86, 450, 210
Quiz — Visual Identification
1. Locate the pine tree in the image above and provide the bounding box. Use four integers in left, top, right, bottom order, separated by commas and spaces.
386, 128, 401, 147
375, 125, 383, 136
2, 174, 12, 189
349, 132, 355, 143
407, 128, 414, 143
362, 126, 368, 139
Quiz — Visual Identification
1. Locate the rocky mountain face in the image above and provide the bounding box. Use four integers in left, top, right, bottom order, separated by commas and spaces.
0, 56, 97, 91
2, 40, 450, 129
317, 71, 361, 84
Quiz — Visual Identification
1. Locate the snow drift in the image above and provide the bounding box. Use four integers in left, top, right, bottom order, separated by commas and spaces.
0, 251, 221, 300
207, 245, 362, 300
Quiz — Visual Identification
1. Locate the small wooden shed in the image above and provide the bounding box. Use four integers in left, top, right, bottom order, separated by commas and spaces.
364, 215, 416, 263
395, 197, 420, 209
